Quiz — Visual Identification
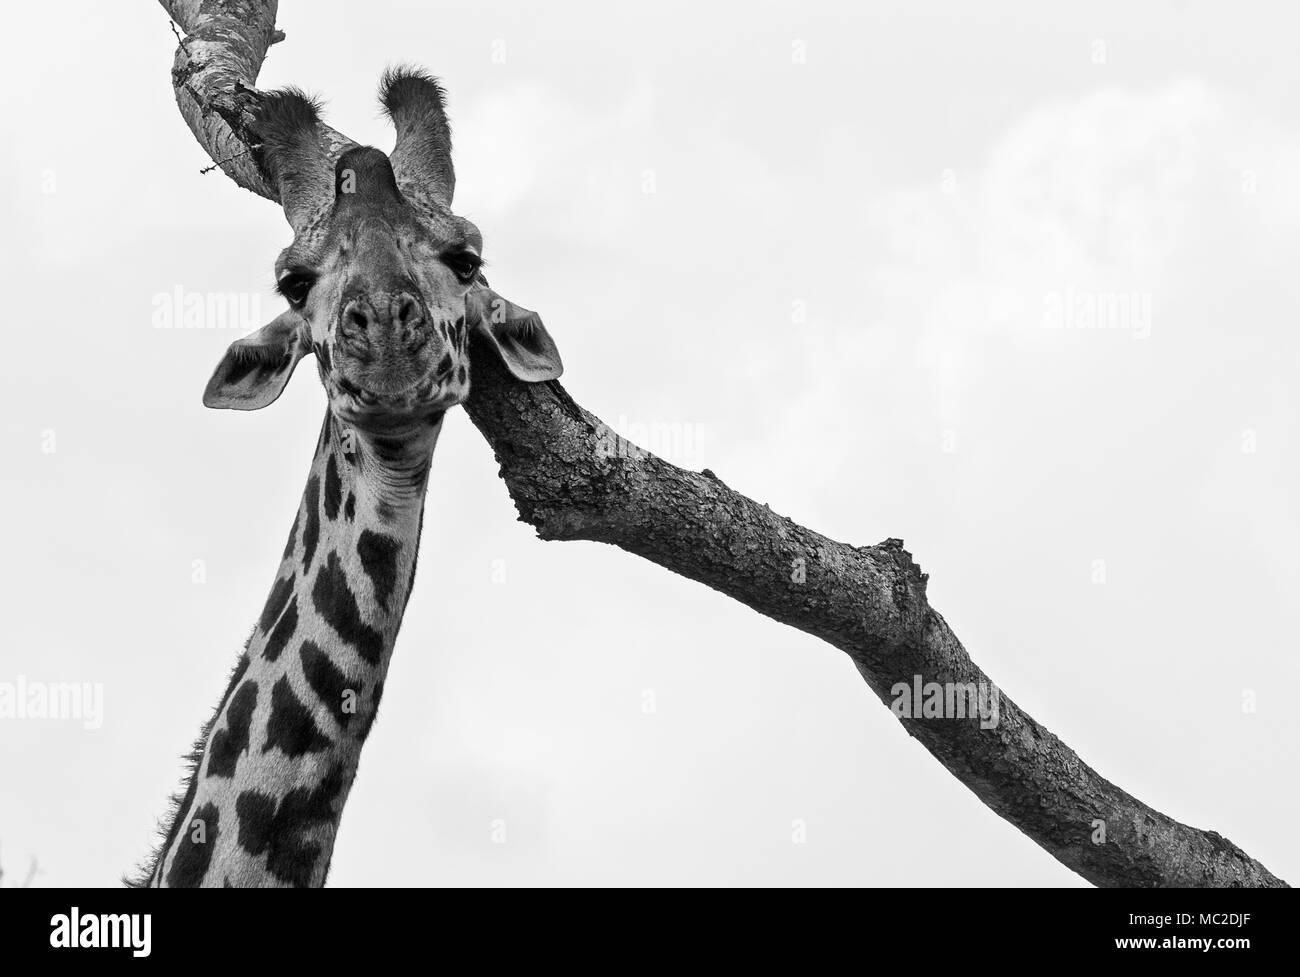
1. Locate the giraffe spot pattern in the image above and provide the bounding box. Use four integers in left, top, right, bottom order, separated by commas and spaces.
206, 680, 259, 778
312, 550, 384, 664
343, 492, 356, 522
221, 654, 252, 706
402, 542, 420, 613
360, 680, 385, 740
145, 654, 253, 884
301, 475, 321, 571
153, 775, 199, 886
234, 791, 275, 860
282, 511, 299, 562
357, 530, 402, 610
263, 675, 333, 757
235, 765, 345, 888
164, 801, 219, 888
262, 595, 299, 662
300, 640, 361, 730
259, 574, 295, 634
323, 453, 342, 521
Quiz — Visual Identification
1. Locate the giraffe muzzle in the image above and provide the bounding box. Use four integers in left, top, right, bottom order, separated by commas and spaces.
338, 292, 430, 351
334, 292, 450, 396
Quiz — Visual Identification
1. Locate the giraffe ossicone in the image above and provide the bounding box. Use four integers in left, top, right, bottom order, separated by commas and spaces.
131, 68, 562, 888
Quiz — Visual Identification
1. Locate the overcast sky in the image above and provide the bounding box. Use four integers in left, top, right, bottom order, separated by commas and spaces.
1, 0, 1297, 886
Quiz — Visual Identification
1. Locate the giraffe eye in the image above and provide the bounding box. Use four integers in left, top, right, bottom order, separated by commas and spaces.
442, 251, 481, 284
276, 271, 316, 307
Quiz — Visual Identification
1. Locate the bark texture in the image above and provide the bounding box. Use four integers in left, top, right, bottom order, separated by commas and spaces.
463, 344, 1286, 888
161, 0, 351, 198
159, 0, 1288, 888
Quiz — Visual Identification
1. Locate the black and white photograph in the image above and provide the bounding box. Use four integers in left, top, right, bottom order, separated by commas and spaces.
1, 0, 1295, 959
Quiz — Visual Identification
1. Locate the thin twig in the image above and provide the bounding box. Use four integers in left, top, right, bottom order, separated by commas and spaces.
200, 147, 254, 176
168, 19, 190, 53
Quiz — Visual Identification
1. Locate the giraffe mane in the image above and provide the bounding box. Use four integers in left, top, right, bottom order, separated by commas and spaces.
123, 639, 255, 887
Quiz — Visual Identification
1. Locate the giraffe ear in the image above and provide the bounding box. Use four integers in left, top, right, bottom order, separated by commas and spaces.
203, 311, 311, 410
466, 287, 563, 382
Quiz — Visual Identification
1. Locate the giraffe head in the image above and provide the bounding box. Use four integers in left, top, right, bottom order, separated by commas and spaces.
203, 69, 561, 428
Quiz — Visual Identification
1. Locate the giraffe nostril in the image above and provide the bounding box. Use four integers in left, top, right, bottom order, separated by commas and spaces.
393, 293, 423, 331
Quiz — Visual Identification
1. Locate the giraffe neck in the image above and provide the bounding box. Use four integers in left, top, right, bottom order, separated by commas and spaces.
135, 409, 443, 887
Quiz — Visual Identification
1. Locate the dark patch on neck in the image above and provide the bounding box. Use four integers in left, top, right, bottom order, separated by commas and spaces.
164, 801, 220, 888
137, 653, 252, 885
150, 776, 199, 886
235, 764, 346, 888
264, 675, 333, 757
301, 475, 321, 571
370, 435, 412, 467
259, 574, 296, 634
282, 512, 300, 562
360, 680, 385, 740
222, 654, 252, 709
357, 530, 402, 610
343, 492, 356, 521
262, 595, 299, 662
316, 412, 333, 454
206, 680, 259, 778
234, 791, 276, 862
301, 641, 362, 731
323, 453, 343, 520
311, 550, 385, 665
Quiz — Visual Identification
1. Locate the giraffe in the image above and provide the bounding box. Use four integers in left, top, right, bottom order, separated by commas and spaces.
129, 69, 562, 887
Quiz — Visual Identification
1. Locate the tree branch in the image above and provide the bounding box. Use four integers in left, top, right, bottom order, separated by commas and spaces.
161, 0, 350, 197
461, 342, 1284, 888
158, 0, 1287, 888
